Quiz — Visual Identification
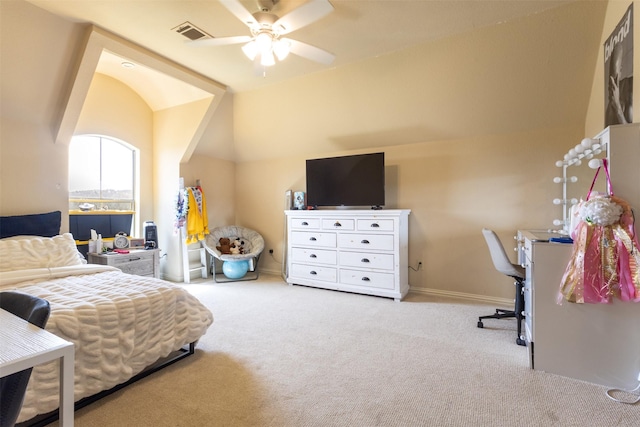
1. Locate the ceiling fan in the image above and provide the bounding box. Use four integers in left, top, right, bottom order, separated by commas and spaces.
190, 0, 335, 68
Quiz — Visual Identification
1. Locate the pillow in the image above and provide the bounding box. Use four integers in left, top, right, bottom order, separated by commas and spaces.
0, 211, 61, 238
0, 233, 86, 272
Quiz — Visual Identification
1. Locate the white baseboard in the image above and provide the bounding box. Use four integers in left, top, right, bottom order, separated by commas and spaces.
409, 286, 513, 307
263, 268, 512, 307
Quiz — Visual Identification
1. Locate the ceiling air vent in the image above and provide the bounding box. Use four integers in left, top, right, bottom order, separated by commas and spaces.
172, 22, 211, 41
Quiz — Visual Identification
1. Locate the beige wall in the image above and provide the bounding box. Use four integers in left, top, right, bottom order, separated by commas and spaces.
153, 98, 215, 281
0, 0, 84, 225
233, 125, 580, 298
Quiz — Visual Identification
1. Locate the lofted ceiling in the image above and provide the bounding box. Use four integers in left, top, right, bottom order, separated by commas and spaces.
26, 0, 575, 103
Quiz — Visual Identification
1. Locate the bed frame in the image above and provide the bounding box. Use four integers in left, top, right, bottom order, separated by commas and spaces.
17, 342, 196, 427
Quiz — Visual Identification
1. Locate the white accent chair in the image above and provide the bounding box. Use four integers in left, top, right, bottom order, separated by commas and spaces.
202, 226, 265, 282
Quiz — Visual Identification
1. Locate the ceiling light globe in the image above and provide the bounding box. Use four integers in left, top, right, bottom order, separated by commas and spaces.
255, 32, 272, 51
261, 50, 276, 67
242, 41, 258, 60
273, 39, 290, 61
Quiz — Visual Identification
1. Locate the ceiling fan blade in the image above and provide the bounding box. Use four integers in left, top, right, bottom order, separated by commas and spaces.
273, 0, 334, 35
219, 0, 258, 28
284, 38, 335, 65
188, 35, 252, 47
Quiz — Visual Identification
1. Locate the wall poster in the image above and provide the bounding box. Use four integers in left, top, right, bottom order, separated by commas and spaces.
604, 3, 634, 127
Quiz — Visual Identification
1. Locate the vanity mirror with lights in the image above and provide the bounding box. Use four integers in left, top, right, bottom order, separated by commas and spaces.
552, 123, 640, 233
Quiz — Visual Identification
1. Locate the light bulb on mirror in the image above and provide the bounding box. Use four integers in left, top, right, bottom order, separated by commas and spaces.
588, 159, 602, 169
553, 219, 564, 226
581, 138, 595, 148
569, 176, 578, 183
555, 160, 564, 167
575, 144, 584, 153
553, 177, 562, 183
553, 198, 563, 205
570, 198, 578, 205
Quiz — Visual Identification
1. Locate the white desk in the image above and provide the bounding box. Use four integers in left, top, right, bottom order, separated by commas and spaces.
518, 230, 640, 390
0, 309, 74, 426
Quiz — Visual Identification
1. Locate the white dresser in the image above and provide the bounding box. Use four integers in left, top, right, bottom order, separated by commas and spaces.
285, 209, 410, 301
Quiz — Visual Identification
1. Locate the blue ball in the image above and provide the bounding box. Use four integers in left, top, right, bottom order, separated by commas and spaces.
222, 260, 249, 279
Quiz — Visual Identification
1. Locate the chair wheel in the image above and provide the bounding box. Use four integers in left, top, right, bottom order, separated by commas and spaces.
477, 321, 484, 328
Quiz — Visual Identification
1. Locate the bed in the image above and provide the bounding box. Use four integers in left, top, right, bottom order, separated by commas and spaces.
0, 212, 213, 425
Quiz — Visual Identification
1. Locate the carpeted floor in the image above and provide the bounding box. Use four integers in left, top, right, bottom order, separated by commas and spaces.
50, 274, 640, 426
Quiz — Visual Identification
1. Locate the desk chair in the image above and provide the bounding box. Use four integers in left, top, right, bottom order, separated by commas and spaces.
478, 229, 526, 346
0, 291, 51, 427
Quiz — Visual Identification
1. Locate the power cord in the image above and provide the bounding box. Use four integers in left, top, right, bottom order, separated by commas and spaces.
409, 261, 422, 272
606, 375, 640, 404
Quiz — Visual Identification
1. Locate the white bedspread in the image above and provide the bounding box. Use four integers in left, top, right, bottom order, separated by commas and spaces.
0, 265, 213, 423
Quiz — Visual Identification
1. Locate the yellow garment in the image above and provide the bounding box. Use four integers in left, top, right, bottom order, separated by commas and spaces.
185, 187, 209, 244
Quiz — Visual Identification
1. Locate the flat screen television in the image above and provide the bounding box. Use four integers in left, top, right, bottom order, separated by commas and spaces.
305, 152, 385, 208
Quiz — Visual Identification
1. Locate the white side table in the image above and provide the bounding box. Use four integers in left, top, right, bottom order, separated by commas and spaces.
0, 309, 75, 426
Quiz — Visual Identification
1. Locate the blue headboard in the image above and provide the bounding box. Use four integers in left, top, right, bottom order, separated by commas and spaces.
0, 211, 62, 238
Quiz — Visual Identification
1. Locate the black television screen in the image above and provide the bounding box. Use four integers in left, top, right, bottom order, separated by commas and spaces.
306, 152, 385, 208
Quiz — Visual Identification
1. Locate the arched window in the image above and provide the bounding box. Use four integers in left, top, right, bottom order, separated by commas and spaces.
69, 135, 138, 213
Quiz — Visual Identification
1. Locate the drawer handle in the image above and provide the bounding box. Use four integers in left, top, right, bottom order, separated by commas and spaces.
310, 270, 317, 275
310, 237, 317, 241
310, 254, 317, 258
128, 257, 141, 261
334, 222, 342, 227
361, 258, 370, 263
371, 223, 380, 228
361, 277, 371, 282
361, 239, 370, 244
301, 221, 309, 226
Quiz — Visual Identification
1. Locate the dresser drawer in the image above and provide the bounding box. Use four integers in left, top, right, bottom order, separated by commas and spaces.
357, 219, 395, 232
291, 263, 337, 282
339, 251, 394, 270
290, 231, 337, 248
290, 217, 321, 229
291, 247, 337, 265
337, 233, 394, 251
339, 269, 395, 290
117, 259, 155, 276
322, 219, 355, 231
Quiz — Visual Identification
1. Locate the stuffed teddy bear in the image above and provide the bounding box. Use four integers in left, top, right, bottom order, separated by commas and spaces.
216, 237, 232, 254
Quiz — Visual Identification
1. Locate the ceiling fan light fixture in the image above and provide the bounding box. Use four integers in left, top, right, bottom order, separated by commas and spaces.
272, 39, 290, 61
242, 40, 259, 60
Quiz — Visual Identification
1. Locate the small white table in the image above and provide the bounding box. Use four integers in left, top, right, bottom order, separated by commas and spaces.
0, 308, 75, 426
